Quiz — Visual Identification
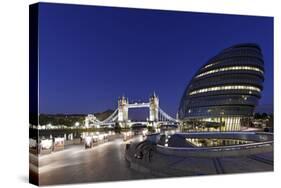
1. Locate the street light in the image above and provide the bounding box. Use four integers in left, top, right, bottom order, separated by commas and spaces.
75, 122, 80, 127
74, 122, 80, 139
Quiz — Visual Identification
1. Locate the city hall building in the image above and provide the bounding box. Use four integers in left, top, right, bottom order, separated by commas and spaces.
178, 44, 264, 131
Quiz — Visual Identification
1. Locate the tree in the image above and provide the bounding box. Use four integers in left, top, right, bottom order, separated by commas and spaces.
261, 113, 268, 119
254, 113, 261, 119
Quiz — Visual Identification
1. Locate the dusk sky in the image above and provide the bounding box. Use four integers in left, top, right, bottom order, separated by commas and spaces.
38, 3, 273, 117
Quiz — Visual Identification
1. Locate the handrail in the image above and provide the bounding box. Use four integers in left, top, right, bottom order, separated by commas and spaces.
174, 132, 273, 142
176, 132, 273, 136
157, 141, 273, 152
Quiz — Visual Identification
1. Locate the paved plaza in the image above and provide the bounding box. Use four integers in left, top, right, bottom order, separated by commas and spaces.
30, 136, 273, 186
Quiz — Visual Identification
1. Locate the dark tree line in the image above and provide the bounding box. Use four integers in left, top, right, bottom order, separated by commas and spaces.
254, 112, 272, 119
38, 109, 114, 126
39, 114, 85, 127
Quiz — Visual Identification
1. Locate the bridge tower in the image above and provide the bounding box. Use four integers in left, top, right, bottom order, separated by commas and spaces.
149, 92, 159, 125
118, 96, 128, 127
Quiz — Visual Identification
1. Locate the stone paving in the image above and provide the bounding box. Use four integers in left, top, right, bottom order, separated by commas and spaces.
30, 137, 153, 186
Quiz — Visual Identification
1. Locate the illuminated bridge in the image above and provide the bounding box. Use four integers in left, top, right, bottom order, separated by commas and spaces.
85, 93, 179, 128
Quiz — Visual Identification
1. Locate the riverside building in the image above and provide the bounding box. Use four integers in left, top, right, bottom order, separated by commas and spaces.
178, 44, 264, 131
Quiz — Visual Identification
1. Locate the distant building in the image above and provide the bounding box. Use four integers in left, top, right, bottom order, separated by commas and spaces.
179, 44, 264, 131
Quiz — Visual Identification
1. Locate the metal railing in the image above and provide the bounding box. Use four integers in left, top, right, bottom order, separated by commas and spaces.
157, 140, 273, 153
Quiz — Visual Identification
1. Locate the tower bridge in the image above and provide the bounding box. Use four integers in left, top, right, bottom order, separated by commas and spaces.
85, 93, 179, 128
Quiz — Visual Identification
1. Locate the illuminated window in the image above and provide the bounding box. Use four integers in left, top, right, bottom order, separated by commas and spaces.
189, 85, 261, 95
204, 62, 218, 69
196, 66, 263, 78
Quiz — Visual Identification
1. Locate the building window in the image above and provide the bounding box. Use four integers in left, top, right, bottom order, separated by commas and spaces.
196, 66, 263, 78
189, 85, 261, 96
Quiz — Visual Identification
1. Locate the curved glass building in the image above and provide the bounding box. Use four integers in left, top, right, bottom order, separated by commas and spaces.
179, 44, 264, 131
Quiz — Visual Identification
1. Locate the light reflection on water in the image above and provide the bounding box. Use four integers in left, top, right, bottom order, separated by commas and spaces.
186, 138, 254, 147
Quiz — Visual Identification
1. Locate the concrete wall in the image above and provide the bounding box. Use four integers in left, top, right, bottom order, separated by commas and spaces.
156, 132, 273, 157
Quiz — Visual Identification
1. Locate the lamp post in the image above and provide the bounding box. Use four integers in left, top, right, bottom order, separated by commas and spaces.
74, 122, 80, 139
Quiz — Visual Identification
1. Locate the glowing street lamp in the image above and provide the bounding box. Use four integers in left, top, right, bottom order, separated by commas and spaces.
75, 122, 80, 127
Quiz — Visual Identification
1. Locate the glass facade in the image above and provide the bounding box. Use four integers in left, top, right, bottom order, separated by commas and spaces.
179, 44, 264, 131
196, 66, 263, 78
189, 85, 261, 96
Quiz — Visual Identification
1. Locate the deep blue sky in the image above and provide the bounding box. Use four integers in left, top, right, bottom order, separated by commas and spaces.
38, 3, 273, 116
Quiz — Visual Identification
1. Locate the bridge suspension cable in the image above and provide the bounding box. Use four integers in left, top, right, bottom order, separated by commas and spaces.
100, 109, 118, 123
158, 107, 178, 122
